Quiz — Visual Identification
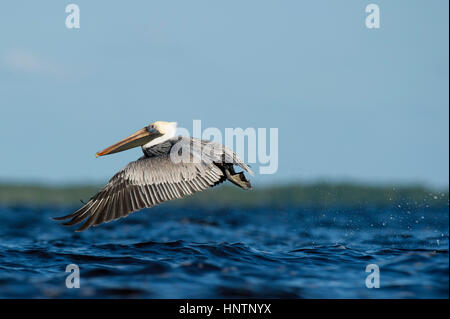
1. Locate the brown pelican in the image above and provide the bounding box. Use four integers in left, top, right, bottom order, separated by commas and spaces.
54, 121, 253, 231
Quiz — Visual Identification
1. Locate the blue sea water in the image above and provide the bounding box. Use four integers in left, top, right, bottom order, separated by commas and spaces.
0, 203, 448, 298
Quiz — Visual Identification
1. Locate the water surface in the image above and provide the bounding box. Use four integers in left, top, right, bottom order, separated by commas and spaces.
0, 203, 448, 298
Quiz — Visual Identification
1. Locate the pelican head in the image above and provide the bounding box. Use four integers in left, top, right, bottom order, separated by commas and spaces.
96, 121, 177, 157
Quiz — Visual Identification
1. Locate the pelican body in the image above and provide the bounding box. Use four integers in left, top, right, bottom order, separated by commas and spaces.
54, 121, 253, 231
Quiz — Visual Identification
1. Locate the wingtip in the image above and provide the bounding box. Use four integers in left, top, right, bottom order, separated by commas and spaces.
245, 164, 254, 176
74, 220, 92, 232
75, 225, 90, 232
52, 215, 69, 221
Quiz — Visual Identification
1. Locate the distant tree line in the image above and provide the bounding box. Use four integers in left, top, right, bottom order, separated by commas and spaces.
0, 182, 447, 208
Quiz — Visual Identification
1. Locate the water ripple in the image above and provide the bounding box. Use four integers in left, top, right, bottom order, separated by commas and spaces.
0, 204, 447, 298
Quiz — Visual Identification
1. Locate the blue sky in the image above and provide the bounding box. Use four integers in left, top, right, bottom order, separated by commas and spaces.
0, 1, 448, 188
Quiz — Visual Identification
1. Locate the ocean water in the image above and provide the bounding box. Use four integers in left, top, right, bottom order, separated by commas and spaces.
0, 203, 448, 298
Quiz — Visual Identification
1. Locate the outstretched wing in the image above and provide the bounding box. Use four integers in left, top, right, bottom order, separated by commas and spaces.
54, 154, 226, 232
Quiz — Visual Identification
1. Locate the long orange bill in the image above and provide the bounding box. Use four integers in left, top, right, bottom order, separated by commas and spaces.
96, 127, 161, 157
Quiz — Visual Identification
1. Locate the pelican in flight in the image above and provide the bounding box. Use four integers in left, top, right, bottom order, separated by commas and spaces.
54, 121, 253, 231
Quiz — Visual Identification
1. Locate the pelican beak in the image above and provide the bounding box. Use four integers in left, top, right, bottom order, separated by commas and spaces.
96, 127, 161, 157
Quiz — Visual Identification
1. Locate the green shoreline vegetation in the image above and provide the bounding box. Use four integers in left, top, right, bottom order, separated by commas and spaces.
0, 182, 448, 208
